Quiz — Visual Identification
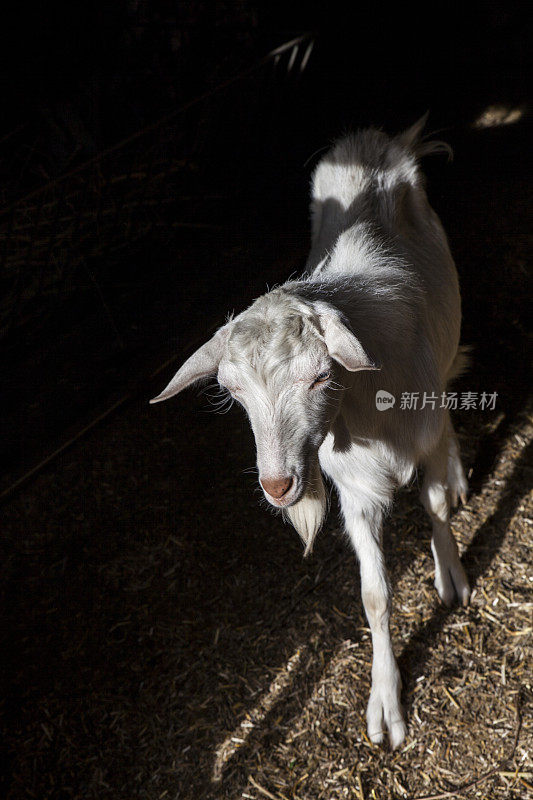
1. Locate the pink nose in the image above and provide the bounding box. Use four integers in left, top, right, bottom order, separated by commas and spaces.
260, 476, 293, 499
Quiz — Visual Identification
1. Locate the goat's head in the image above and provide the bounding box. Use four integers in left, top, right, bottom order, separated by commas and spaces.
151, 288, 379, 553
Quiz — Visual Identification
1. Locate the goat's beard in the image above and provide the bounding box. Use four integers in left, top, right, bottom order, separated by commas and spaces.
284, 458, 327, 557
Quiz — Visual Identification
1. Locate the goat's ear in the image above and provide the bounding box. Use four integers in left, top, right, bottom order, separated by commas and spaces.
150, 324, 230, 404
317, 307, 380, 372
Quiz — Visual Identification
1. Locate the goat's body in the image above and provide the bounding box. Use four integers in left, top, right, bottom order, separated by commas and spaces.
152, 119, 471, 749
305, 127, 462, 484
308, 129, 461, 376
293, 126, 470, 746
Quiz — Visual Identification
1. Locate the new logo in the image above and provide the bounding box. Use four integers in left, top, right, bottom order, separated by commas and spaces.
375, 390, 396, 410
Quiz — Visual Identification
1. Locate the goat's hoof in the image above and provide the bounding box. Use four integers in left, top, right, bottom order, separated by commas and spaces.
435, 563, 471, 607
449, 471, 468, 508
368, 720, 406, 750
389, 719, 407, 750
367, 695, 406, 749
459, 581, 471, 606
450, 489, 468, 508
368, 728, 384, 745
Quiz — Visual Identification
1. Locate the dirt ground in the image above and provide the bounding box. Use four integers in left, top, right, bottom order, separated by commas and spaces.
1, 118, 532, 799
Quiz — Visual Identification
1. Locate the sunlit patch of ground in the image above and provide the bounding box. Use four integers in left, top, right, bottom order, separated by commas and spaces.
235, 413, 532, 800
473, 104, 525, 128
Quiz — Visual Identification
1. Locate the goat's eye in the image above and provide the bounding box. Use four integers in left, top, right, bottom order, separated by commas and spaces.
311, 371, 331, 388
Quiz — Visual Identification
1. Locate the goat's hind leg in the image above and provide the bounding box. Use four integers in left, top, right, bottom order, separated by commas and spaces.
447, 422, 468, 507
420, 423, 470, 606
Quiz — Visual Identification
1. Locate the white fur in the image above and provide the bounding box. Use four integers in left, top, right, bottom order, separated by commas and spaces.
285, 457, 327, 556
151, 117, 471, 749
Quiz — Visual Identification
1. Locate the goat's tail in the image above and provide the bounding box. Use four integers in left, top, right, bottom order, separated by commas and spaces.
398, 112, 453, 161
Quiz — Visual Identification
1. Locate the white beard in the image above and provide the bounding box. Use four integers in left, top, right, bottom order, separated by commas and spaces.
285, 459, 327, 557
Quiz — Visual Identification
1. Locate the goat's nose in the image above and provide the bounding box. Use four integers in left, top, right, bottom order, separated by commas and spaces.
260, 476, 293, 499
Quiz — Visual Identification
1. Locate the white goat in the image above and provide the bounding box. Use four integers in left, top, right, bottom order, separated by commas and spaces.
151, 116, 471, 749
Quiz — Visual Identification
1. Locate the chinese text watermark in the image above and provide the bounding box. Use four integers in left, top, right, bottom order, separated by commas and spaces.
376, 391, 498, 411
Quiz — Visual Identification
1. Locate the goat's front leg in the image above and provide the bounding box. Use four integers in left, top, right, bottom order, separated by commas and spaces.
340, 492, 406, 749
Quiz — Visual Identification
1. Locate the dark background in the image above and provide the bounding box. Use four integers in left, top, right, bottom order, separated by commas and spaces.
2, 3, 529, 162
0, 1, 530, 493
0, 2, 531, 797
